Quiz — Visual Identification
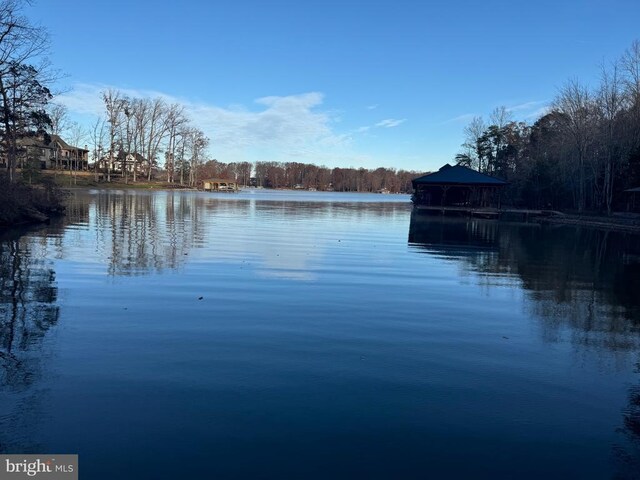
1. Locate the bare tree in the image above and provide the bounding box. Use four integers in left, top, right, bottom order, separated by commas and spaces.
597, 61, 626, 214
164, 103, 187, 183
553, 79, 597, 212
176, 126, 188, 186
131, 97, 149, 183
461, 116, 486, 171
46, 103, 69, 172
89, 117, 106, 182
143, 98, 170, 182
102, 89, 126, 183
66, 122, 87, 185
186, 128, 208, 187
620, 40, 640, 150
119, 98, 133, 184
47, 103, 69, 136
490, 105, 513, 129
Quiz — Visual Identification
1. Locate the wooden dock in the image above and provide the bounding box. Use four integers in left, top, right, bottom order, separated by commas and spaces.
414, 205, 564, 221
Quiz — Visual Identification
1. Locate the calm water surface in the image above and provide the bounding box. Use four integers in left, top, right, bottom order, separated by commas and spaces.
1, 189, 640, 479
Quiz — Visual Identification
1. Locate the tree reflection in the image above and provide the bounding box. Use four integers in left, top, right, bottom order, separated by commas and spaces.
615, 379, 640, 479
408, 212, 640, 475
87, 191, 207, 276
409, 212, 640, 323
0, 234, 59, 389
82, 191, 410, 277
0, 230, 60, 453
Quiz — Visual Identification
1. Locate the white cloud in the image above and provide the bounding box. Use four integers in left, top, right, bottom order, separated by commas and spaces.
367, 104, 379, 110
375, 118, 406, 128
55, 83, 107, 116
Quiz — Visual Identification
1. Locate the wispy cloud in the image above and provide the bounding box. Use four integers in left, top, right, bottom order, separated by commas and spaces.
525, 106, 551, 119
438, 102, 550, 126
55, 83, 360, 165
375, 118, 406, 128
506, 100, 547, 113
441, 113, 476, 125
366, 104, 379, 110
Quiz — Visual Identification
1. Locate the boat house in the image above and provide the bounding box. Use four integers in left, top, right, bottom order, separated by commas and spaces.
202, 178, 239, 192
412, 164, 508, 209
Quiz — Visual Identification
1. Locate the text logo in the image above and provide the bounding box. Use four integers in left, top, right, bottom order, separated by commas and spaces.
0, 455, 77, 480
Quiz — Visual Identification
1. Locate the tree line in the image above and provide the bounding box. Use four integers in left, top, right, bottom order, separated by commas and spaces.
192, 159, 424, 193
455, 40, 640, 213
251, 161, 422, 193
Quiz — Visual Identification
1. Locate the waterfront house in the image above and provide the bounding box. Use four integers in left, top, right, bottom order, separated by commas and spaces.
412, 164, 508, 209
0, 134, 90, 170
202, 178, 239, 191
96, 151, 150, 175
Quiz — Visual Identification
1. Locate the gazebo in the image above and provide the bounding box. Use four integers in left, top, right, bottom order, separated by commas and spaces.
412, 164, 508, 208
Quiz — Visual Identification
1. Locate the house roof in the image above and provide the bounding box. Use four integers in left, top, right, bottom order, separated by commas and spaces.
51, 134, 73, 150
203, 178, 237, 183
118, 151, 147, 162
99, 151, 148, 163
51, 134, 88, 151
412, 164, 508, 187
18, 134, 88, 152
18, 136, 52, 148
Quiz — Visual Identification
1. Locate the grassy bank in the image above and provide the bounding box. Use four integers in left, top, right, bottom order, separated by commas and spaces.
0, 174, 66, 227
47, 171, 195, 190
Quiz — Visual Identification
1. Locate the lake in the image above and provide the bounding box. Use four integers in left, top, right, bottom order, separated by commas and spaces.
1, 189, 639, 479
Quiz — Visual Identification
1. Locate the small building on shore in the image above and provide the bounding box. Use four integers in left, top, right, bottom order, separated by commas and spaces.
412, 164, 508, 208
202, 178, 239, 192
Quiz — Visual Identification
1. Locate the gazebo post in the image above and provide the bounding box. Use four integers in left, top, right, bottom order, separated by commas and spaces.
441, 185, 449, 213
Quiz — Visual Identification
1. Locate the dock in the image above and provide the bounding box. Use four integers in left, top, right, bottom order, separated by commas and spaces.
414, 205, 564, 221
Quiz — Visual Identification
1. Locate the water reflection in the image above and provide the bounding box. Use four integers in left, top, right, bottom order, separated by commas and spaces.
0, 229, 60, 454
617, 377, 640, 478
409, 212, 640, 322
3, 192, 639, 476
0, 231, 59, 389
408, 212, 640, 476
63, 190, 208, 276
64, 191, 410, 279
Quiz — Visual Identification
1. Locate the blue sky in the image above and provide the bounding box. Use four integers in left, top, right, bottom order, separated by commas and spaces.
29, 0, 640, 171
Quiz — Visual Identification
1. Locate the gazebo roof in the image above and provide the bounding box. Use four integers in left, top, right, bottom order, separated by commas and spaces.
202, 178, 236, 183
412, 164, 508, 187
